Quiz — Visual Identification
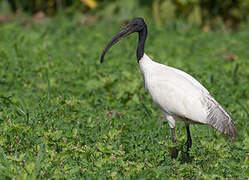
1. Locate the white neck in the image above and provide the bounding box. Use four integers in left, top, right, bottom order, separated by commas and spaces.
139, 53, 156, 75
139, 53, 153, 64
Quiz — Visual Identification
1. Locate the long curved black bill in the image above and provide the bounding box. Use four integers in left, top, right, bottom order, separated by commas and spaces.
100, 25, 133, 63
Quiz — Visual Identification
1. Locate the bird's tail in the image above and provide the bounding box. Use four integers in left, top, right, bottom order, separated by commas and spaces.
205, 96, 237, 136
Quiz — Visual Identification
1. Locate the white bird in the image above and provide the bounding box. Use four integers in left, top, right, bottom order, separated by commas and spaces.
100, 17, 236, 159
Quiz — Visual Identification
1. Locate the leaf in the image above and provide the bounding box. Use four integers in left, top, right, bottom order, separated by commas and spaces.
81, 0, 98, 9
86, 79, 103, 91
188, 5, 202, 25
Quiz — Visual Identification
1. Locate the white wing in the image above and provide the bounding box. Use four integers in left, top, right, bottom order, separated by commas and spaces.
167, 66, 209, 94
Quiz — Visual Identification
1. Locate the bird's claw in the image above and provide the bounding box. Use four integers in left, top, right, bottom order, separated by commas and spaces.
171, 147, 178, 159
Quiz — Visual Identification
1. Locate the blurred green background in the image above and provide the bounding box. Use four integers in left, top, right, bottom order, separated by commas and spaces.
1, 0, 249, 29
0, 0, 249, 179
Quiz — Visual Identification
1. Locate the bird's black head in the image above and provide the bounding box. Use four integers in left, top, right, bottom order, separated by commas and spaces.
100, 17, 147, 63
126, 17, 146, 32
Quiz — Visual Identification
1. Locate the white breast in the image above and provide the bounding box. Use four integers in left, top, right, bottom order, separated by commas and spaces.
139, 53, 210, 124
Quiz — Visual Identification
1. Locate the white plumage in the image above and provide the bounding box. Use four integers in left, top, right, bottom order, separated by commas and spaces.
100, 17, 236, 159
139, 54, 235, 135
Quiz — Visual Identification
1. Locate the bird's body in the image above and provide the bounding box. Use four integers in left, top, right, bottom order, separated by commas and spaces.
139, 53, 235, 135
140, 54, 207, 124
100, 17, 236, 159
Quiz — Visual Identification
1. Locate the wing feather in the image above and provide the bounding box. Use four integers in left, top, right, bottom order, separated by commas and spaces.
201, 95, 236, 136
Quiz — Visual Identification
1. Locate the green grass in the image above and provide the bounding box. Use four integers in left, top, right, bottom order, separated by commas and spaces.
0, 17, 249, 179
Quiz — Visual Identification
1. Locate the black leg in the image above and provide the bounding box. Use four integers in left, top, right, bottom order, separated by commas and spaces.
185, 124, 192, 160
171, 128, 178, 158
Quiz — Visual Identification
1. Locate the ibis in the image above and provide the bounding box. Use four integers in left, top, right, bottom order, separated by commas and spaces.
100, 17, 236, 159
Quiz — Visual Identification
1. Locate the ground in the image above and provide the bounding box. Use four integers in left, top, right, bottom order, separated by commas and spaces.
0, 17, 248, 179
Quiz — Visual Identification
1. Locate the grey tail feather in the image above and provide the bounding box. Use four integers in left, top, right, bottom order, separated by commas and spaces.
204, 96, 237, 136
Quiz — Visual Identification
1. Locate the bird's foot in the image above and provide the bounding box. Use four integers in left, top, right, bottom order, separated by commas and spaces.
184, 152, 191, 163
184, 137, 192, 162
171, 147, 178, 159
183, 145, 191, 162
185, 137, 192, 149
